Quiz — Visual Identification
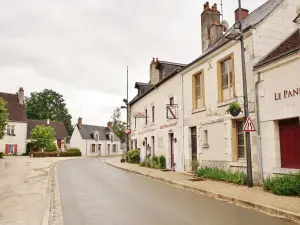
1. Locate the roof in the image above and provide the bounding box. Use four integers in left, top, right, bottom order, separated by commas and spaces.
129, 0, 282, 106
27, 119, 68, 140
156, 60, 187, 78
0, 92, 27, 122
77, 124, 120, 141
254, 30, 300, 68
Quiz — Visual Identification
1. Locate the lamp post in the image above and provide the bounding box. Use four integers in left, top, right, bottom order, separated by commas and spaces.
225, 0, 253, 187
121, 66, 129, 153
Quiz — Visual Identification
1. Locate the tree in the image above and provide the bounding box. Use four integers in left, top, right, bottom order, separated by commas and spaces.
111, 107, 126, 142
0, 97, 8, 140
31, 125, 56, 151
26, 89, 73, 135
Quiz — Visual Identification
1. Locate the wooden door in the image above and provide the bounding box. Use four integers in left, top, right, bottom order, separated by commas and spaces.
169, 133, 174, 169
57, 140, 62, 149
279, 118, 300, 169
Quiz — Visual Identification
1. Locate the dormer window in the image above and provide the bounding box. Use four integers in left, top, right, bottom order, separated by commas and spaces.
110, 134, 114, 142
94, 131, 99, 141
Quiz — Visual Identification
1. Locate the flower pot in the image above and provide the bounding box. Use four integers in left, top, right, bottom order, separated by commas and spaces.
230, 108, 241, 117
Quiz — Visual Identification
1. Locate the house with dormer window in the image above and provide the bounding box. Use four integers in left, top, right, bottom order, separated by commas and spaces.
70, 117, 121, 156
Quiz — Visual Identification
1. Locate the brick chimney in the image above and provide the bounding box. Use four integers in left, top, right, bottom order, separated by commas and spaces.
201, 2, 222, 52
78, 117, 82, 129
149, 57, 160, 84
107, 121, 112, 129
18, 87, 24, 105
235, 8, 249, 22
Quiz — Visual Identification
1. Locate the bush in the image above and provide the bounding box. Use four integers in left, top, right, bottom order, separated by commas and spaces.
45, 143, 57, 152
29, 151, 81, 157
263, 173, 300, 196
22, 153, 27, 156
67, 148, 81, 153
196, 167, 247, 185
140, 160, 146, 167
0, 152, 3, 158
127, 149, 140, 164
158, 155, 166, 169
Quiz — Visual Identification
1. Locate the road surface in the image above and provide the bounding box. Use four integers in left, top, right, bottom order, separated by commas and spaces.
57, 158, 293, 225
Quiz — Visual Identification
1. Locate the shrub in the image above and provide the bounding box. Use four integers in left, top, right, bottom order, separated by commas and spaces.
158, 155, 166, 169
263, 173, 300, 196
192, 159, 199, 172
140, 160, 146, 167
152, 156, 159, 163
127, 149, 140, 164
45, 143, 57, 152
196, 167, 247, 185
67, 148, 81, 153
0, 152, 3, 158
29, 151, 81, 157
22, 153, 27, 156
60, 151, 81, 157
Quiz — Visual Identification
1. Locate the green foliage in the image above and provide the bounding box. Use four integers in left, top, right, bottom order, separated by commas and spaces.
192, 159, 199, 172
127, 149, 140, 164
140, 155, 166, 169
31, 125, 56, 150
0, 97, 8, 140
26, 89, 73, 135
263, 173, 300, 196
111, 107, 127, 142
44, 142, 57, 152
158, 155, 166, 169
226, 102, 242, 114
67, 148, 81, 153
0, 152, 3, 158
196, 167, 247, 185
29, 150, 81, 157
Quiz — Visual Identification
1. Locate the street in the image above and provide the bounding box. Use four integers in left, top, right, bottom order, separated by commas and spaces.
57, 158, 294, 225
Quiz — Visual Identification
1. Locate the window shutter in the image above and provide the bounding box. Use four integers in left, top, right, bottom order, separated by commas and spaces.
192, 75, 196, 110
217, 61, 222, 103
90, 144, 92, 153
231, 54, 236, 97
5, 144, 8, 155
14, 144, 18, 154
201, 73, 205, 107
231, 121, 238, 162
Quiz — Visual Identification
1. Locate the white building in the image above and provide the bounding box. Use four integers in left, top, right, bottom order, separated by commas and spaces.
253, 23, 300, 176
129, 58, 186, 171
0, 88, 27, 155
70, 118, 121, 156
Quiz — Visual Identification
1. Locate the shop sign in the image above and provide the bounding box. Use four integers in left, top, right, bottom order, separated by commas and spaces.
275, 88, 300, 101
160, 122, 178, 130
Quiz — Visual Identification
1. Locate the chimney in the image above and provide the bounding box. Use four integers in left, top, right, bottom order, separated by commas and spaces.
18, 87, 24, 105
201, 2, 222, 52
107, 121, 112, 129
235, 8, 249, 22
78, 117, 82, 129
149, 57, 160, 84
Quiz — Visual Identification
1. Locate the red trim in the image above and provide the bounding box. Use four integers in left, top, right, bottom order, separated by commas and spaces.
5, 144, 8, 155
14, 144, 18, 154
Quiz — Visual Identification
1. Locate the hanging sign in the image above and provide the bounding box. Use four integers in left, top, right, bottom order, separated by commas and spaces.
243, 117, 256, 132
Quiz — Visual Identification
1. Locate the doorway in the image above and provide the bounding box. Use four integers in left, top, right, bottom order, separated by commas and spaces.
279, 118, 300, 169
191, 127, 197, 169
169, 133, 174, 169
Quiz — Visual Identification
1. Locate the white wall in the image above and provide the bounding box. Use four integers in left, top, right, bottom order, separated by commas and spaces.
0, 122, 27, 155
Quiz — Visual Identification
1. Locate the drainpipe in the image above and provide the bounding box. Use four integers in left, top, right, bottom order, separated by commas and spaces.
255, 72, 264, 182
181, 73, 185, 172
86, 139, 88, 156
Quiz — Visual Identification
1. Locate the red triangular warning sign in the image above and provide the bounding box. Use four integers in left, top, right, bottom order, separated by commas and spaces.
244, 117, 256, 132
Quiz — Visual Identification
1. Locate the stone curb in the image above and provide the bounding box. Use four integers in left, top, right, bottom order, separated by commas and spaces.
105, 160, 300, 224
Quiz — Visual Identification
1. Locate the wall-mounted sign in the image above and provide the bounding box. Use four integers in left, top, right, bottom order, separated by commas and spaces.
138, 128, 157, 135
275, 88, 300, 101
160, 122, 178, 130
134, 112, 147, 118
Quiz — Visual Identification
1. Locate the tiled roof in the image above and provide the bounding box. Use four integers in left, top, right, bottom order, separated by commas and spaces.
77, 124, 120, 141
0, 92, 27, 122
27, 119, 68, 140
254, 30, 300, 68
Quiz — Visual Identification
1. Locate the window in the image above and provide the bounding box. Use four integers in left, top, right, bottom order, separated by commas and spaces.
218, 54, 235, 102
95, 133, 99, 141
98, 144, 101, 151
11, 126, 15, 135
6, 125, 15, 135
6, 125, 10, 135
152, 106, 155, 123
237, 121, 245, 159
108, 144, 110, 151
8, 144, 14, 154
203, 130, 209, 148
112, 144, 117, 153
110, 134, 114, 142
91, 144, 96, 153
145, 109, 148, 125
193, 72, 205, 109
169, 97, 174, 106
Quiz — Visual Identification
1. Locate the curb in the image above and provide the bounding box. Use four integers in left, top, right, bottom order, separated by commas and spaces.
105, 160, 300, 224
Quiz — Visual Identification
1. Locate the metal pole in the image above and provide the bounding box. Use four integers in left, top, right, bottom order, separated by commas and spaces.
239, 0, 253, 187
126, 66, 129, 153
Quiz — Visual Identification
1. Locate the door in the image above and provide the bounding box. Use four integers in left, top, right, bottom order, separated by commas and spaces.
151, 136, 155, 157
191, 127, 197, 161
57, 140, 62, 149
169, 133, 174, 169
279, 118, 300, 169
107, 144, 110, 156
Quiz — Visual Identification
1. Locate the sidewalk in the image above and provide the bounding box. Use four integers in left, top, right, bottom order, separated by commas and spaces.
105, 157, 300, 224
0, 156, 78, 225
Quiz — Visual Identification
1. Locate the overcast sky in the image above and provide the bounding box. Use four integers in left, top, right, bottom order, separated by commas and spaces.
0, 0, 267, 126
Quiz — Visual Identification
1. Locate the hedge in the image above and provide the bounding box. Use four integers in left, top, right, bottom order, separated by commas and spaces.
29, 150, 81, 157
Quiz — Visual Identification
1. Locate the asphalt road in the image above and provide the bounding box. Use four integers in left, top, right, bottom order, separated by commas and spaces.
57, 158, 294, 225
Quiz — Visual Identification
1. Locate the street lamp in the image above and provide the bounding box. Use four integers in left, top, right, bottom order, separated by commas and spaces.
225, 0, 253, 187
121, 66, 130, 154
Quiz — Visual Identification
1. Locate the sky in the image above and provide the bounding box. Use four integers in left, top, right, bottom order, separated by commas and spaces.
0, 0, 267, 126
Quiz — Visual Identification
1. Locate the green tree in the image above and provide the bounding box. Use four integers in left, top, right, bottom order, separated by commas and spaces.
31, 125, 56, 151
0, 97, 8, 140
111, 107, 126, 142
26, 89, 73, 135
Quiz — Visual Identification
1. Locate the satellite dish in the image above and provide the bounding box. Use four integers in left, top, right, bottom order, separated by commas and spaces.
221, 20, 229, 32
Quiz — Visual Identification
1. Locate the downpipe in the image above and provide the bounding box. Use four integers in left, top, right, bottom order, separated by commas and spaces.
181, 73, 185, 172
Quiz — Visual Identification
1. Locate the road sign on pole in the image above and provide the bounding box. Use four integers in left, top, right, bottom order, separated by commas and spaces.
244, 117, 256, 132
124, 129, 132, 135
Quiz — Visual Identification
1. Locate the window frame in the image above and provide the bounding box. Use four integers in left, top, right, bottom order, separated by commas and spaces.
217, 53, 236, 103
169, 97, 174, 106
192, 70, 205, 110
236, 121, 246, 159
231, 119, 246, 161
112, 144, 117, 153
145, 109, 148, 125
152, 106, 155, 123
8, 144, 14, 154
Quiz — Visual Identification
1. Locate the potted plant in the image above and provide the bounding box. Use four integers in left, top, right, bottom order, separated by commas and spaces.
226, 102, 242, 117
